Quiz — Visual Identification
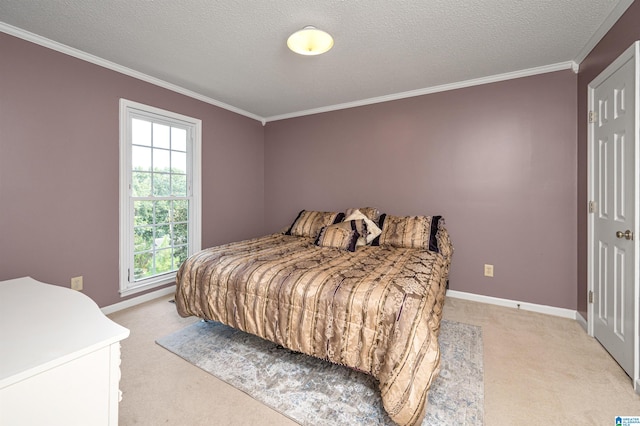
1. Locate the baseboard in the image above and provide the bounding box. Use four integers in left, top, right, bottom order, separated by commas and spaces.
101, 285, 176, 315
102, 285, 578, 319
575, 312, 588, 331
446, 289, 577, 320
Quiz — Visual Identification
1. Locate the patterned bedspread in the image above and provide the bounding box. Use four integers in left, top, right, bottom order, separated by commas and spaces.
175, 232, 450, 425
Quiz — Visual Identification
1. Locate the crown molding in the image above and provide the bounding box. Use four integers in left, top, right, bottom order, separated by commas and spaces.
573, 0, 635, 66
2, 20, 584, 125
264, 61, 577, 123
0, 22, 263, 123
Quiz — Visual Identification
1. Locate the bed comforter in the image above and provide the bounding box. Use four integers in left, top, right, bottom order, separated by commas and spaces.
175, 232, 451, 426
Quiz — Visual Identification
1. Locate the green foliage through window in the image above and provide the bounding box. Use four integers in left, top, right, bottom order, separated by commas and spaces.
133, 199, 189, 280
130, 117, 190, 281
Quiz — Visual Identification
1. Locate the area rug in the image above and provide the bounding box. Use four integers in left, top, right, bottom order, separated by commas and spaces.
156, 319, 483, 425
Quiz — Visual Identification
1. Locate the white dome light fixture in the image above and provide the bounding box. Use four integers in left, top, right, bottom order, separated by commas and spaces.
287, 26, 334, 56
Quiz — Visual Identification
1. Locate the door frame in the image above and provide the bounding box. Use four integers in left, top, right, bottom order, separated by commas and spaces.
587, 40, 640, 393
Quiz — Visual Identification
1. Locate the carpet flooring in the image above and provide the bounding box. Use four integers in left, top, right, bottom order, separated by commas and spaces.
156, 319, 483, 425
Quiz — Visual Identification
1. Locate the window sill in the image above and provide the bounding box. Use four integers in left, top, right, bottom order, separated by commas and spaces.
120, 274, 175, 298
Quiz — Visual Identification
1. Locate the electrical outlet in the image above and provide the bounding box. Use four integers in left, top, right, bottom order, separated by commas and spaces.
484, 264, 494, 277
71, 276, 83, 291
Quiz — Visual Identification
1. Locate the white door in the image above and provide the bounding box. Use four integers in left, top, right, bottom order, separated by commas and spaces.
588, 42, 638, 385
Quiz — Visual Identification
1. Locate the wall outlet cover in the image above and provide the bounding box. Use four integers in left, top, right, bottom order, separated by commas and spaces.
484, 264, 494, 277
71, 276, 83, 291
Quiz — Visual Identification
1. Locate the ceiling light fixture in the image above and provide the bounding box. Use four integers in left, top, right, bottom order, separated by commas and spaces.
287, 26, 334, 56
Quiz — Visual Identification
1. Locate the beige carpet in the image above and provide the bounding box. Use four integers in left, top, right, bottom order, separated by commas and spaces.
109, 295, 640, 425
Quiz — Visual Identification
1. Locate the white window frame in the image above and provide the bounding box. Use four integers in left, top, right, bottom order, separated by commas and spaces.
119, 99, 201, 297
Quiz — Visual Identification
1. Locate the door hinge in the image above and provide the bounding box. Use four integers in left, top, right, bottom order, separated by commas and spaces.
588, 110, 597, 123
589, 290, 594, 304
588, 201, 597, 213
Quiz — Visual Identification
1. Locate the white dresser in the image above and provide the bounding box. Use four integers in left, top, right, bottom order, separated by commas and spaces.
0, 277, 130, 426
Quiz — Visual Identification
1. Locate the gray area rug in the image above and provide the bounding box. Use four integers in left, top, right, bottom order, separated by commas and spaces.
157, 319, 483, 425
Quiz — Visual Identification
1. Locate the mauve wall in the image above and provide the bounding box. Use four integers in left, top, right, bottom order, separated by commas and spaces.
576, 1, 640, 320
265, 70, 578, 309
0, 33, 265, 307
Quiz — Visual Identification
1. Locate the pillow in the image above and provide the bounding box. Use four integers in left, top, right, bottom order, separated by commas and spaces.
377, 214, 442, 251
331, 218, 368, 238
285, 210, 345, 238
435, 218, 453, 260
344, 209, 381, 245
371, 214, 386, 246
315, 223, 359, 252
344, 207, 381, 225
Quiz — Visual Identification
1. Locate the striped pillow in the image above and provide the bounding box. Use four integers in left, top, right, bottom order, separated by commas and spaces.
435, 219, 453, 260
315, 222, 360, 252
377, 215, 442, 251
330, 218, 367, 237
285, 210, 345, 238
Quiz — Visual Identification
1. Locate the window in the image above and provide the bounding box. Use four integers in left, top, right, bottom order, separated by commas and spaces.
119, 99, 201, 297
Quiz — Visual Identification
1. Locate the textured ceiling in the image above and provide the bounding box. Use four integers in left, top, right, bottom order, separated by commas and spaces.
0, 0, 632, 121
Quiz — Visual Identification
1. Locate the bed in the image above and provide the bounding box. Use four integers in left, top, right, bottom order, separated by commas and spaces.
174, 208, 453, 426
